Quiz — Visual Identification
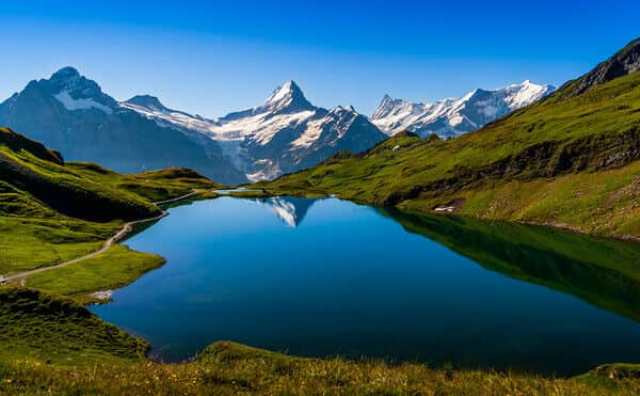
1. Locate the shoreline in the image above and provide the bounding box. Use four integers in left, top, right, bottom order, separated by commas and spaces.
0, 189, 205, 285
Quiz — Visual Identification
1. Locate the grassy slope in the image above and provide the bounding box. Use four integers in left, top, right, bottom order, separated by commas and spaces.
0, 288, 147, 364
0, 129, 160, 222
0, 216, 115, 274
260, 71, 640, 238
0, 127, 219, 279
25, 245, 165, 304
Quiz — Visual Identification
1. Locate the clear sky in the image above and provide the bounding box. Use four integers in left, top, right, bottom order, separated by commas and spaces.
0, 0, 638, 116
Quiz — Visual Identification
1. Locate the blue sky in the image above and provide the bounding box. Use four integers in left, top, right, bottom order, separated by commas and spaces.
0, 0, 638, 116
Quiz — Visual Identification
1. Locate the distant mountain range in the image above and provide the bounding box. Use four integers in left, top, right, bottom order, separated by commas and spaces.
371, 80, 555, 137
0, 68, 553, 183
0, 67, 246, 184
122, 80, 386, 181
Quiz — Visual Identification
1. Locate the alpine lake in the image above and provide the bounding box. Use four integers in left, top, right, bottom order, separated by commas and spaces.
91, 196, 640, 376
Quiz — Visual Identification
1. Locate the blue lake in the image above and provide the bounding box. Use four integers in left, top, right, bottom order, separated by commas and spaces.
91, 196, 640, 376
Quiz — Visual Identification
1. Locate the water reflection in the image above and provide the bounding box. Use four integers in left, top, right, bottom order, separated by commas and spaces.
252, 196, 316, 227
91, 197, 640, 374
383, 208, 640, 322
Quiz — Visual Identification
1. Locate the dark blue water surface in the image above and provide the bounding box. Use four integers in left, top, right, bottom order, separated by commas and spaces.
91, 197, 640, 375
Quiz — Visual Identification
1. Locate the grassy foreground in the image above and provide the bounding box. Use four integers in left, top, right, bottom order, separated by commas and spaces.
2, 342, 640, 395
0, 288, 639, 395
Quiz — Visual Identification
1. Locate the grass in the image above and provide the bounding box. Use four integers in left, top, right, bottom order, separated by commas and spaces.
0, 134, 161, 222
25, 245, 165, 304
0, 288, 147, 365
0, 127, 221, 222
259, 70, 640, 239
0, 216, 117, 274
1, 335, 639, 395
0, 127, 220, 278
397, 159, 640, 237
69, 164, 222, 203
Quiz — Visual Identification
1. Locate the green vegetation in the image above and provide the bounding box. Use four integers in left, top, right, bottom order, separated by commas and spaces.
0, 288, 147, 364
25, 245, 165, 304
0, 216, 115, 274
0, 128, 160, 222
0, 127, 219, 278
69, 164, 221, 203
259, 68, 640, 239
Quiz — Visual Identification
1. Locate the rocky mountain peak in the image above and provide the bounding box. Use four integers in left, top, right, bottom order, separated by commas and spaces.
41, 67, 117, 111
124, 95, 168, 112
332, 104, 357, 113
50, 66, 81, 81
371, 96, 416, 120
48, 66, 94, 92
262, 80, 314, 113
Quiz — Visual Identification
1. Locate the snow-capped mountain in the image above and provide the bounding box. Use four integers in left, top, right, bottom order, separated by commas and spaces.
371, 80, 555, 137
125, 80, 387, 181
121, 94, 220, 135
0, 67, 245, 184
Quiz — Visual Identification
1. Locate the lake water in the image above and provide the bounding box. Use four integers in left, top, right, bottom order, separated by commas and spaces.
91, 196, 640, 376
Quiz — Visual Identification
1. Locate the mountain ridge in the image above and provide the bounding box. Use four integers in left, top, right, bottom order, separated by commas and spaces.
371, 80, 555, 137
558, 38, 640, 98
0, 67, 246, 185
125, 79, 387, 181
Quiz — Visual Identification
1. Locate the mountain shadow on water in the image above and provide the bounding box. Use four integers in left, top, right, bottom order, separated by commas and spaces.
382, 208, 640, 323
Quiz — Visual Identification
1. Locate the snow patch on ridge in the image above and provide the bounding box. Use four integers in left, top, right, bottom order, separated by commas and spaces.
213, 110, 317, 145
54, 91, 113, 114
120, 100, 219, 134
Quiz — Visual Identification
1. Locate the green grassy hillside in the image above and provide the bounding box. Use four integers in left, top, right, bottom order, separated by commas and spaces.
0, 288, 147, 364
0, 127, 219, 280
260, 39, 640, 238
0, 127, 160, 222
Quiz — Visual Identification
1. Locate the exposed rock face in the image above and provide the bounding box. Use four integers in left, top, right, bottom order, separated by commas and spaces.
560, 37, 640, 97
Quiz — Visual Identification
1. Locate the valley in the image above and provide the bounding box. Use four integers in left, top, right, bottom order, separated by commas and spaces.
1, 21, 640, 395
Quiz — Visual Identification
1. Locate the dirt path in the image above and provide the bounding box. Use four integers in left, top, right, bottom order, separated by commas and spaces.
0, 190, 201, 285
